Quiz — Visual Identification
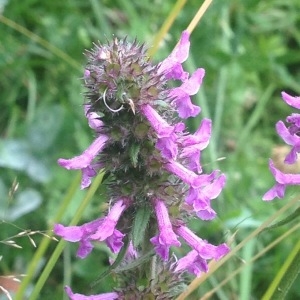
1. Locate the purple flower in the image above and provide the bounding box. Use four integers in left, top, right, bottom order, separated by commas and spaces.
263, 159, 300, 201
90, 199, 127, 241
58, 134, 109, 170
186, 172, 226, 220
150, 198, 181, 260
264, 91, 300, 200
286, 114, 300, 130
179, 118, 212, 173
56, 31, 229, 295
155, 122, 185, 160
159, 31, 190, 81
175, 250, 208, 277
274, 92, 300, 164
174, 224, 229, 260
54, 199, 129, 257
169, 68, 204, 119
65, 286, 119, 300
276, 120, 300, 164
155, 135, 178, 159
140, 104, 184, 159
81, 162, 104, 189
140, 104, 174, 137
104, 229, 126, 254
54, 218, 102, 258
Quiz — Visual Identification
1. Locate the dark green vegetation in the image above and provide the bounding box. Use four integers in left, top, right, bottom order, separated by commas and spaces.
1, 0, 300, 299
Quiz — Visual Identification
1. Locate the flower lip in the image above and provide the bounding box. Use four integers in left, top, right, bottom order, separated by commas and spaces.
174, 250, 208, 277
281, 91, 300, 109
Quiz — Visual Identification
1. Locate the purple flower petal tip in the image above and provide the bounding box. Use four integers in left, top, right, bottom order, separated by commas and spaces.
281, 91, 300, 109
64, 286, 119, 300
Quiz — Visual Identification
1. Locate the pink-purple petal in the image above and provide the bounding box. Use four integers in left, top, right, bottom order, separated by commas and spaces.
159, 31, 190, 80
263, 183, 286, 201
58, 134, 109, 170
179, 68, 205, 95
164, 160, 203, 188
276, 121, 298, 146
281, 91, 300, 109
175, 225, 230, 260
53, 224, 83, 242
269, 159, 300, 185
77, 239, 94, 259
169, 90, 201, 119
150, 198, 181, 260
140, 104, 174, 137
90, 200, 127, 240
105, 229, 125, 253
64, 286, 119, 300
175, 250, 208, 277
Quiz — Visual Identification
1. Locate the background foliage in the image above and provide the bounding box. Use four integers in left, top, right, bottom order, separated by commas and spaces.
1, 0, 300, 299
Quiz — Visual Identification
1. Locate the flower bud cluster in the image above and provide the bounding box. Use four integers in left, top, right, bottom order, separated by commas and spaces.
55, 31, 229, 299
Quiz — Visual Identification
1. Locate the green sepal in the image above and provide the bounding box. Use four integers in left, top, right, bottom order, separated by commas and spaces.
132, 206, 151, 248
129, 142, 141, 168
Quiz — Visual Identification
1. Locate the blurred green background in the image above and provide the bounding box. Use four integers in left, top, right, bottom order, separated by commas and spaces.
1, 0, 300, 299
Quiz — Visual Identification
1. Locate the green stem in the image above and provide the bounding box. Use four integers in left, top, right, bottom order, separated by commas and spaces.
147, 0, 187, 57
15, 172, 81, 300
262, 239, 300, 299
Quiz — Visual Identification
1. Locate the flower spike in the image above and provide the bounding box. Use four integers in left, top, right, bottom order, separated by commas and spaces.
55, 31, 228, 298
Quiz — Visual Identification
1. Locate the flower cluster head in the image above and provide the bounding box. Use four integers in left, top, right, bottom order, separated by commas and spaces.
264, 92, 300, 201
55, 31, 229, 299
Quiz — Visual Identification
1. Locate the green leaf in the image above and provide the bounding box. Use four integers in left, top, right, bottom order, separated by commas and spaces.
90, 237, 130, 288
132, 206, 151, 248
263, 240, 300, 300
115, 249, 155, 273
262, 207, 300, 232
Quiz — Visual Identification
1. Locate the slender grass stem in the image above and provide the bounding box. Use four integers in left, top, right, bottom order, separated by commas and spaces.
201, 222, 300, 299
0, 15, 81, 71
148, 0, 187, 57
15, 172, 81, 300
186, 0, 213, 34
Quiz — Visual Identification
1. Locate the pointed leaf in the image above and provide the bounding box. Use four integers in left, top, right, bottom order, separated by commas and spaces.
132, 206, 151, 248
262, 207, 300, 232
